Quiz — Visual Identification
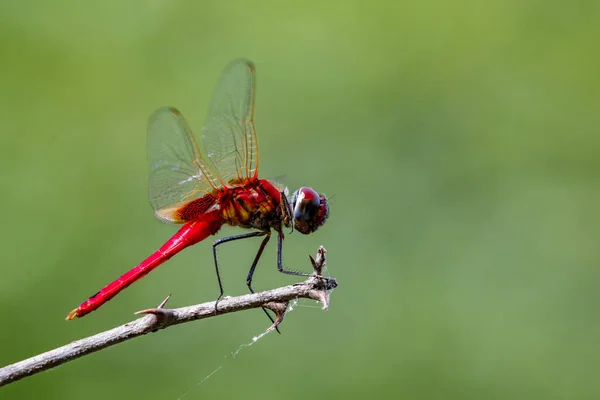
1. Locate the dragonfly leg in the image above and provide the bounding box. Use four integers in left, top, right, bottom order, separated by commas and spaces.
276, 232, 314, 277
245, 233, 281, 333
246, 233, 271, 293
212, 231, 267, 314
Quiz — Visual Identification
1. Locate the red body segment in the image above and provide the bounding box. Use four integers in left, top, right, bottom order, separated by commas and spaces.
67, 212, 222, 319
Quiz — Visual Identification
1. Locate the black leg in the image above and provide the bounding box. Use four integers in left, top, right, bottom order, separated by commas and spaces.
245, 233, 281, 334
276, 233, 313, 277
212, 231, 266, 313
246, 233, 271, 293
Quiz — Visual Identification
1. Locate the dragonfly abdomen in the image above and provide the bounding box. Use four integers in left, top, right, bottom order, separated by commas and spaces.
66, 214, 222, 319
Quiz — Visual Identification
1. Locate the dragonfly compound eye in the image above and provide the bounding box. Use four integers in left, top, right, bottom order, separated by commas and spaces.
292, 187, 329, 234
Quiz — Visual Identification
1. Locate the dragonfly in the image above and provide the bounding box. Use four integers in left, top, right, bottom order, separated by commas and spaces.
66, 59, 329, 320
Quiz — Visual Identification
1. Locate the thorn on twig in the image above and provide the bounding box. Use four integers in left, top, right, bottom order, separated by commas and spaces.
134, 294, 177, 331
309, 245, 327, 276
263, 301, 288, 334
314, 290, 330, 310
308, 246, 336, 309
156, 294, 171, 309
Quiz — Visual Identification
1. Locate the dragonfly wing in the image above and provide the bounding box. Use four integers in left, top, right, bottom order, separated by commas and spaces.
201, 59, 259, 185
147, 106, 221, 223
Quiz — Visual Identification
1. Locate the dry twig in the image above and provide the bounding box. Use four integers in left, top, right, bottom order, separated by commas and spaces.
0, 246, 336, 387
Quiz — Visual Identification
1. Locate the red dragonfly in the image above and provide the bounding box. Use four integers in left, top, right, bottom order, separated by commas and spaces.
66, 59, 329, 320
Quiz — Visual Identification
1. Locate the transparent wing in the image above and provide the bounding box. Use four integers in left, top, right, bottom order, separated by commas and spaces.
147, 106, 221, 223
201, 59, 259, 185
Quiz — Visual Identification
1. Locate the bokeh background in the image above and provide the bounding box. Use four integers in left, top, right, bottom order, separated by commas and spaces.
1, 1, 599, 399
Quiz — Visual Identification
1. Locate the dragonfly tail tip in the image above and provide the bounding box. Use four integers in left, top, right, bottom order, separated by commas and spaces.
65, 309, 79, 321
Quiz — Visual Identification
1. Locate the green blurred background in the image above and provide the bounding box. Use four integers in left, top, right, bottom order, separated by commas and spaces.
1, 0, 599, 398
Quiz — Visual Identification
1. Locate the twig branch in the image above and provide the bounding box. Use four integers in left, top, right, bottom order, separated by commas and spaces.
0, 246, 337, 387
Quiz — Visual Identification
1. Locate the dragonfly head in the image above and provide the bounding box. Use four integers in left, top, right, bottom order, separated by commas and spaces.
290, 187, 329, 235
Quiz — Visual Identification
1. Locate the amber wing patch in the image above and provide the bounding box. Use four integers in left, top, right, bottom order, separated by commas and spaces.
155, 195, 218, 224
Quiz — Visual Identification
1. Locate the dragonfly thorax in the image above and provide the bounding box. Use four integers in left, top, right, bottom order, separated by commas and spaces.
219, 179, 284, 231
